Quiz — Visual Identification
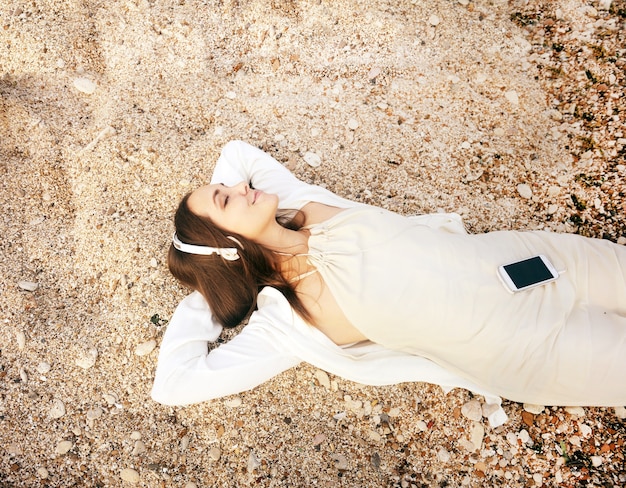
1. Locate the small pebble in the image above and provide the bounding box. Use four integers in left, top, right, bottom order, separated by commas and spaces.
518, 429, 530, 444
428, 15, 440, 26
247, 450, 261, 473
590, 455, 603, 467
347, 118, 359, 130
461, 400, 482, 421
73, 77, 97, 94
436, 447, 451, 463
209, 446, 221, 461
37, 362, 51, 374
130, 431, 142, 440
314, 369, 330, 389
470, 422, 484, 450
517, 183, 533, 199
614, 406, 626, 419
49, 399, 66, 419
331, 453, 349, 470
86, 407, 103, 420
303, 152, 321, 168
564, 406, 585, 417
75, 348, 98, 369
313, 433, 326, 445
135, 339, 156, 356
149, 258, 158, 268
18, 281, 39, 292
132, 440, 147, 456
533, 473, 543, 486
367, 66, 381, 80
523, 404, 545, 414
224, 396, 242, 408
36, 467, 49, 479
120, 468, 140, 484
16, 331, 26, 350
55, 440, 73, 455
185, 483, 198, 488
505, 90, 519, 105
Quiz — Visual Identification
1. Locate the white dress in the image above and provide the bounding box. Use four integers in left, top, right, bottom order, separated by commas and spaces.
306, 205, 626, 406
151, 140, 626, 422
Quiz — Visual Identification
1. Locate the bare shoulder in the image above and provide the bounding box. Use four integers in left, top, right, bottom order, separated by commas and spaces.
300, 202, 345, 227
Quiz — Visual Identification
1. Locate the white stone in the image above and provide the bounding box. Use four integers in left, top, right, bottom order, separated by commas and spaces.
460, 141, 471, 149
36, 467, 49, 479
579, 423, 592, 438
16, 331, 26, 350
74, 77, 97, 94
517, 183, 533, 199
132, 440, 146, 456
314, 369, 330, 389
130, 431, 142, 440
209, 446, 221, 461
518, 429, 530, 444
428, 15, 440, 26
49, 399, 66, 419
135, 339, 156, 356
247, 450, 261, 473
614, 406, 626, 419
347, 118, 359, 130
303, 152, 321, 168
469, 422, 484, 451
533, 473, 543, 486
185, 483, 198, 488
368, 430, 382, 442
436, 447, 451, 463
368, 66, 382, 80
18, 281, 38, 291
416, 420, 428, 431
331, 453, 349, 470
55, 440, 73, 455
37, 362, 51, 374
590, 456, 603, 467
86, 407, 103, 420
120, 468, 140, 483
493, 127, 505, 137
565, 406, 585, 417
505, 90, 519, 105
75, 348, 98, 369
149, 258, 158, 268
523, 404, 545, 414
224, 396, 242, 408
461, 400, 482, 421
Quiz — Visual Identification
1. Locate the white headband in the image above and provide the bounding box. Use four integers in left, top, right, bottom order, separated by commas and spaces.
172, 233, 241, 261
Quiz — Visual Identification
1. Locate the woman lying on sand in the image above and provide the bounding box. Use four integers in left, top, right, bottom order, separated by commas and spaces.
151, 140, 626, 426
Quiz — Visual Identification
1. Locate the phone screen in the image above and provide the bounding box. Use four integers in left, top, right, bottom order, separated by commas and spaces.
502, 256, 554, 288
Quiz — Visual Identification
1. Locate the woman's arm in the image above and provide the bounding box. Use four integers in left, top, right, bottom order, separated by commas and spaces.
151, 291, 300, 406
210, 140, 359, 210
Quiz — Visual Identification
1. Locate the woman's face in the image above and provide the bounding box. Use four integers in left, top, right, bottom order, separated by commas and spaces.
187, 181, 279, 240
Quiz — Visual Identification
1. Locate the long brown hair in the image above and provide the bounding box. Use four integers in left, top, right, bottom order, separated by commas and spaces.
168, 193, 312, 328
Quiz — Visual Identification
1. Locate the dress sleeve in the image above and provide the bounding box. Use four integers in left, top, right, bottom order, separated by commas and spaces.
209, 140, 358, 210
151, 291, 300, 406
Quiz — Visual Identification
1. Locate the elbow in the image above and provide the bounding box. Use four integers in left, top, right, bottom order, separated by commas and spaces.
150, 370, 189, 407
150, 381, 183, 407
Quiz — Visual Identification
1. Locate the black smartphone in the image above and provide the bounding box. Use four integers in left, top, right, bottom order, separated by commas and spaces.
498, 255, 559, 293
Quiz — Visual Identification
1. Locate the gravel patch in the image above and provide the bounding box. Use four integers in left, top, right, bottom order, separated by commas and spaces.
1, 0, 624, 486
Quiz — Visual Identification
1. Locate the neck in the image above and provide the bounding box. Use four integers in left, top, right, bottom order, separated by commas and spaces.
256, 220, 309, 257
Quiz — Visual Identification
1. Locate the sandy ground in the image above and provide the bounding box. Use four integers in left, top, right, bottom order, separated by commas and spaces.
1, 0, 625, 486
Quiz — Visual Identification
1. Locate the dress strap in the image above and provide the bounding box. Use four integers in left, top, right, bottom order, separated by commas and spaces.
289, 268, 319, 283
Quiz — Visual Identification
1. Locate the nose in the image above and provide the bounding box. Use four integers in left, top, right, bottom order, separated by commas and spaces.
233, 181, 249, 194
